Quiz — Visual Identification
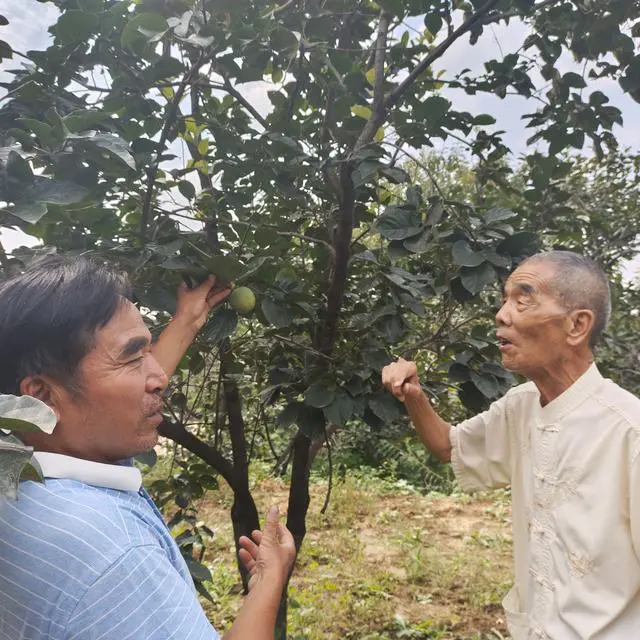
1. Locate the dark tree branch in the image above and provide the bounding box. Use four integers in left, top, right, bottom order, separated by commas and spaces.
286, 431, 311, 551
355, 0, 502, 150
373, 11, 391, 110
140, 53, 206, 242
320, 425, 334, 515
0, 240, 11, 274
158, 418, 235, 488
213, 76, 268, 129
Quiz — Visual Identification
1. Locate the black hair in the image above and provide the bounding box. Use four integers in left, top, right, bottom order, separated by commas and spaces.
0, 254, 132, 394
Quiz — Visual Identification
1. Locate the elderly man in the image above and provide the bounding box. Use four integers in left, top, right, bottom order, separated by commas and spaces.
382, 251, 640, 639
0, 255, 295, 639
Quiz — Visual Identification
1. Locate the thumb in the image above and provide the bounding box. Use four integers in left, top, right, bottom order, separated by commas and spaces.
402, 381, 422, 400
262, 505, 280, 542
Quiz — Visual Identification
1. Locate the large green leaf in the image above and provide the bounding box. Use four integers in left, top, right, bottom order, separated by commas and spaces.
460, 263, 496, 295
262, 298, 293, 328
452, 240, 485, 267
367, 394, 402, 423
323, 391, 354, 426
0, 395, 57, 433
304, 382, 335, 409
54, 11, 99, 44
7, 201, 48, 224
76, 134, 136, 171
374, 206, 422, 240
25, 179, 88, 205
121, 13, 168, 49
206, 308, 238, 343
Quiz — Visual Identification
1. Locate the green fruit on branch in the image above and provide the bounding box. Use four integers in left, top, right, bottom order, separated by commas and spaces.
229, 286, 256, 315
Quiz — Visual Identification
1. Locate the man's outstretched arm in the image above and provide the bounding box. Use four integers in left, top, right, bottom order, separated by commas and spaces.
152, 276, 230, 379
382, 358, 452, 462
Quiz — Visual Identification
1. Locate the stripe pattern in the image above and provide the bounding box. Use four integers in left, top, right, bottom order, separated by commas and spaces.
0, 479, 220, 639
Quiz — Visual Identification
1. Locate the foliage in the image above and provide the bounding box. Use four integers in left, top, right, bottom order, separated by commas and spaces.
0, 395, 57, 499
1, 0, 639, 633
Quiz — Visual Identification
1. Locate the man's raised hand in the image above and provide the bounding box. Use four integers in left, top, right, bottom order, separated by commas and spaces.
381, 357, 422, 403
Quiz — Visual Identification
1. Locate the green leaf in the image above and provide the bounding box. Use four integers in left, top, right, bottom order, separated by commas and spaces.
206, 308, 238, 343
378, 0, 405, 17
425, 200, 444, 226
54, 11, 99, 44
17, 119, 55, 147
277, 403, 300, 428
0, 15, 8, 26
452, 240, 484, 267
7, 201, 48, 224
297, 406, 326, 438
6, 151, 34, 183
121, 12, 168, 49
0, 39, 12, 61
424, 12, 443, 36
483, 207, 517, 225
380, 167, 410, 184
474, 114, 497, 126
304, 382, 335, 409
262, 298, 293, 328
0, 395, 57, 433
26, 179, 88, 205
350, 105, 373, 120
184, 558, 212, 583
63, 110, 112, 133
497, 232, 537, 257
368, 394, 402, 423
562, 72, 586, 88
78, 133, 136, 170
323, 391, 354, 426
0, 437, 33, 500
374, 206, 422, 240
178, 180, 196, 200
20, 458, 44, 483
448, 362, 470, 382
460, 263, 496, 295
135, 449, 158, 467
403, 228, 431, 253
470, 371, 499, 398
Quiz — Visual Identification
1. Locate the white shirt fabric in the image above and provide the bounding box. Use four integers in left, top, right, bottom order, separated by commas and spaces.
449, 364, 640, 639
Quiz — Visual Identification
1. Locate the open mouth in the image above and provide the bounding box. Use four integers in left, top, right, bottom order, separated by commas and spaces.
497, 336, 513, 348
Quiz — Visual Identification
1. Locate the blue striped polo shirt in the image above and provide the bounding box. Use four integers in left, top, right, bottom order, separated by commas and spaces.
0, 453, 220, 639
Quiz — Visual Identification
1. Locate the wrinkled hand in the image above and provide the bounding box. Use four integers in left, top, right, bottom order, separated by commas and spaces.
381, 357, 422, 403
238, 506, 296, 592
175, 275, 231, 331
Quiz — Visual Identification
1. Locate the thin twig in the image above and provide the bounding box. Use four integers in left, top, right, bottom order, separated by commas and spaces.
140, 53, 207, 242
320, 424, 333, 515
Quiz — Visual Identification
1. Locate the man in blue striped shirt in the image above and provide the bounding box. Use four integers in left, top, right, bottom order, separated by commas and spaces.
0, 256, 295, 639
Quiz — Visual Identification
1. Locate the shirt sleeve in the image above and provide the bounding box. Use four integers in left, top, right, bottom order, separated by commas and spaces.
449, 393, 514, 492
64, 545, 220, 640
630, 452, 640, 561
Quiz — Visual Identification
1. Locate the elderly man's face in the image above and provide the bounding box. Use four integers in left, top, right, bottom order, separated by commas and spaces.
53, 299, 168, 463
495, 260, 570, 376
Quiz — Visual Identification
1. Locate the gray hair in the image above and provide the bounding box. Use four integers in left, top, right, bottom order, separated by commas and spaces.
522, 250, 611, 349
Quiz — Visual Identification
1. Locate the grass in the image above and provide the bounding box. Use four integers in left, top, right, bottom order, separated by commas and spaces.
148, 465, 514, 639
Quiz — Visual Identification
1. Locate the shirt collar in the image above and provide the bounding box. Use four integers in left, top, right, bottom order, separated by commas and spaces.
32, 452, 142, 492
536, 362, 604, 423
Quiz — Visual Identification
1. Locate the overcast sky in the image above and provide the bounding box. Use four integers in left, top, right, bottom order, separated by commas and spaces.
1, 0, 638, 276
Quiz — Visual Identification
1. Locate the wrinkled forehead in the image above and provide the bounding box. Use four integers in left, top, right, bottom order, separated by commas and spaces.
504, 259, 559, 296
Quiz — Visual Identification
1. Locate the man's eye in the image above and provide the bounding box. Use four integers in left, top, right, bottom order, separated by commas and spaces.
128, 355, 145, 365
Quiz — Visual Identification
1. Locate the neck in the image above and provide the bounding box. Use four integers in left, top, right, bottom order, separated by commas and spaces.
529, 352, 594, 406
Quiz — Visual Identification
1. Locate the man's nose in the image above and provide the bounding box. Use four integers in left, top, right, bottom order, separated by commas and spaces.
495, 302, 511, 326
146, 354, 169, 393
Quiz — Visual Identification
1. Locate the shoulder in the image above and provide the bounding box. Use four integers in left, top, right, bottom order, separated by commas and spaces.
594, 378, 640, 444
0, 480, 159, 572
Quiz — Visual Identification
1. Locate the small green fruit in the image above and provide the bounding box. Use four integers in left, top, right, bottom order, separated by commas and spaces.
229, 286, 256, 315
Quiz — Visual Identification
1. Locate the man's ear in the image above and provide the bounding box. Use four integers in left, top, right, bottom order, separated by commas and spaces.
566, 309, 595, 347
19, 375, 61, 423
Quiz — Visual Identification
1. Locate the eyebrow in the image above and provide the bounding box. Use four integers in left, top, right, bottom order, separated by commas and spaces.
118, 336, 151, 360
505, 282, 536, 297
